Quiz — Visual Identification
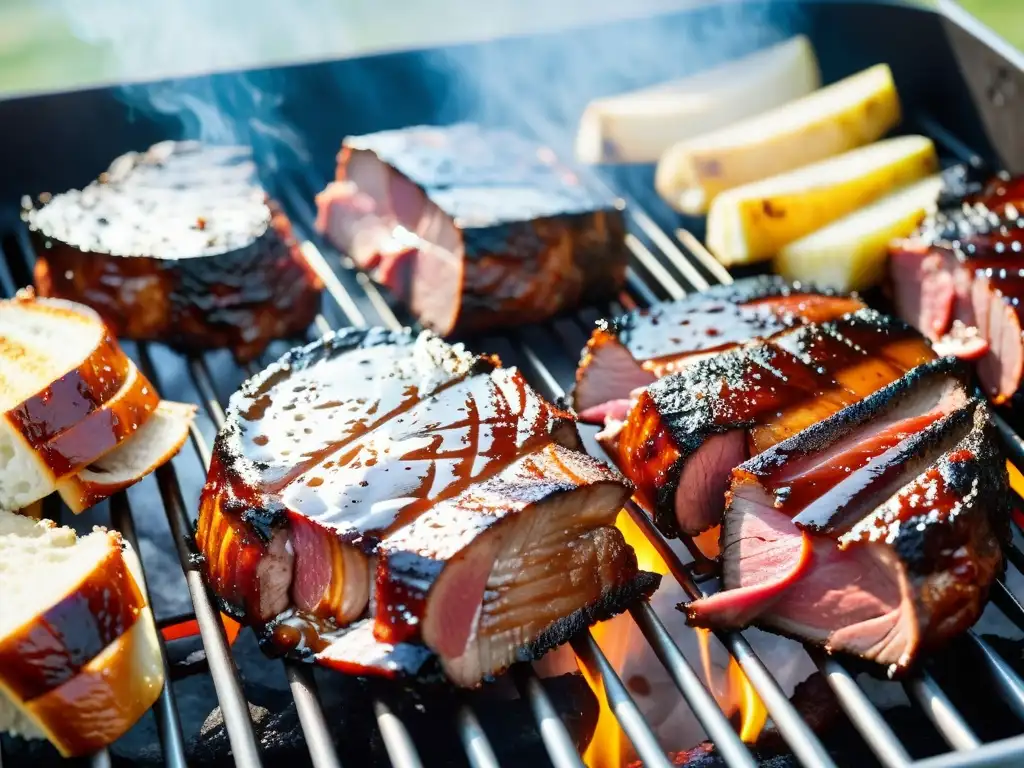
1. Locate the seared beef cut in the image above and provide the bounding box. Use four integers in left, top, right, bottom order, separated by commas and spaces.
606, 309, 934, 536
890, 172, 1024, 405
195, 328, 658, 686
315, 123, 627, 336
572, 276, 864, 420
685, 361, 1007, 674
27, 141, 322, 362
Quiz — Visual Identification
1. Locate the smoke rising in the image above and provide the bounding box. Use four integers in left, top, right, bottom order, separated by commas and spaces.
48, 0, 803, 168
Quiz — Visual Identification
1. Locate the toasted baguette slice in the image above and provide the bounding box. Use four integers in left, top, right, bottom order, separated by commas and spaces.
775, 174, 944, 291
575, 36, 820, 164
58, 401, 196, 513
706, 135, 939, 266
0, 293, 134, 509
656, 63, 901, 214
0, 513, 147, 702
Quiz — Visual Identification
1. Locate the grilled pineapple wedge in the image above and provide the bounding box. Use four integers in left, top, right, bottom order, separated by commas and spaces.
575, 36, 820, 164
656, 63, 901, 215
706, 135, 938, 267
775, 174, 944, 291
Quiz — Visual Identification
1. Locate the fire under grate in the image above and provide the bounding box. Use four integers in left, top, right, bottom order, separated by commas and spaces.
3, 81, 1024, 768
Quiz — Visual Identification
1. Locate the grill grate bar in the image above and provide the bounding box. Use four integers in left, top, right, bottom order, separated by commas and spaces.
90, 749, 112, 768
626, 233, 686, 300
814, 655, 911, 768
905, 674, 981, 751
512, 667, 587, 768
109, 494, 189, 767
570, 632, 673, 768
966, 631, 1024, 721
674, 228, 733, 286
134, 343, 265, 768
285, 665, 345, 768
629, 602, 758, 768
374, 701, 425, 768
455, 707, 501, 768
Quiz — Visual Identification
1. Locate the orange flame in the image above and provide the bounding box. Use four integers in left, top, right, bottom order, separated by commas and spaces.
695, 629, 768, 744
581, 510, 668, 768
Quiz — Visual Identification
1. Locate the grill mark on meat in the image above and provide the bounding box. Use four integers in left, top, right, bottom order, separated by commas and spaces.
572, 276, 865, 414
610, 309, 933, 536
316, 124, 627, 336
28, 142, 322, 362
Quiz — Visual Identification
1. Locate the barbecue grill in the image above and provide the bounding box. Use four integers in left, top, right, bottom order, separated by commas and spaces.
1, 1, 1023, 766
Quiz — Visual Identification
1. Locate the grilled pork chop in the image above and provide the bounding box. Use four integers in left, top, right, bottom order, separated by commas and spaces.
196, 328, 658, 686
28, 141, 322, 362
572, 276, 865, 420
606, 309, 935, 536
315, 123, 628, 336
686, 361, 1007, 674
890, 172, 1024, 405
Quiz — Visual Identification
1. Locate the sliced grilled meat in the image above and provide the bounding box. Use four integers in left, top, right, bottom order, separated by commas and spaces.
608, 309, 934, 536
573, 277, 865, 419
377, 443, 636, 685
28, 141, 322, 362
315, 123, 627, 336
195, 328, 658, 686
890, 173, 1024, 406
686, 364, 1007, 674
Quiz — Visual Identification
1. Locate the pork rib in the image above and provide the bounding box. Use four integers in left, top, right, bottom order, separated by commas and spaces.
28, 142, 322, 362
686, 363, 1006, 674
572, 276, 865, 418
316, 123, 628, 336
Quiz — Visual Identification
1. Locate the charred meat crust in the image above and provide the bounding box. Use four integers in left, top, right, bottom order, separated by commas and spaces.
599, 276, 851, 341
512, 570, 660, 666
28, 142, 322, 362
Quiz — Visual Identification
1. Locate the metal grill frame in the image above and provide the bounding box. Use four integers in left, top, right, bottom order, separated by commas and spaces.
1, 2, 1024, 766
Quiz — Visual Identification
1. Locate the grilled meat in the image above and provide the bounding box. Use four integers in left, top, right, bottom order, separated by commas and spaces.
685, 362, 1007, 674
890, 172, 1024, 406
315, 123, 628, 336
606, 309, 934, 536
572, 276, 865, 420
195, 328, 658, 686
27, 141, 322, 362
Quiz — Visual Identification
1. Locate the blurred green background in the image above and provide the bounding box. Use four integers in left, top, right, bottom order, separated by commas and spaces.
0, 0, 1018, 98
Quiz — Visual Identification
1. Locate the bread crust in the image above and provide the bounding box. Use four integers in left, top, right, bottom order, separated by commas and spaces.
22, 607, 164, 757
0, 529, 146, 701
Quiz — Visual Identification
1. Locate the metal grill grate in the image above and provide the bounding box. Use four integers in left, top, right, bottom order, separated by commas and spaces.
2, 113, 1024, 768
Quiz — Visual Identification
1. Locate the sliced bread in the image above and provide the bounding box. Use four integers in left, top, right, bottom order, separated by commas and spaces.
41, 361, 160, 479
0, 511, 162, 755
58, 400, 197, 513
0, 293, 134, 509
